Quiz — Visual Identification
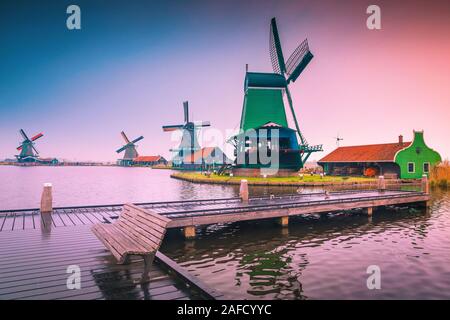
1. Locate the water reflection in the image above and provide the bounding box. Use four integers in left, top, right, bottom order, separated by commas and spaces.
163, 192, 450, 299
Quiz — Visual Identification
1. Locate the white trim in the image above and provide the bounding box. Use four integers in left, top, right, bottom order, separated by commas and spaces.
407, 162, 415, 173
423, 162, 430, 173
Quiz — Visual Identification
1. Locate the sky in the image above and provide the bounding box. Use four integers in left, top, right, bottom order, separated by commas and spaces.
0, 0, 449, 162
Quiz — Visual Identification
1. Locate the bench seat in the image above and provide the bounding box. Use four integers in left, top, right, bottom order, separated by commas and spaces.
91, 203, 171, 282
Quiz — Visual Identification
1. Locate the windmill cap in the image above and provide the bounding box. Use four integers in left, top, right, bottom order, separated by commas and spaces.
245, 72, 287, 90
44, 183, 52, 187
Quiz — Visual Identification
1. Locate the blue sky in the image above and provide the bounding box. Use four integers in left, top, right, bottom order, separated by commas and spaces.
1, 0, 449, 161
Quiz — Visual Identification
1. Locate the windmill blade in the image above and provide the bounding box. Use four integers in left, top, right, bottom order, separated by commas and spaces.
269, 17, 286, 75
286, 39, 314, 83
31, 133, 43, 141
162, 125, 184, 132
183, 101, 189, 123
32, 145, 39, 155
121, 131, 131, 144
116, 145, 127, 153
131, 136, 144, 144
17, 145, 23, 151
19, 129, 30, 141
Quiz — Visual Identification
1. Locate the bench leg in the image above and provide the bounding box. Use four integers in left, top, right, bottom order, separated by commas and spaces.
140, 255, 153, 283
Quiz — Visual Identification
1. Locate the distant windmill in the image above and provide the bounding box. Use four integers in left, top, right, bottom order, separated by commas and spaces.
16, 129, 43, 163
116, 131, 144, 166
162, 101, 210, 167
334, 133, 344, 146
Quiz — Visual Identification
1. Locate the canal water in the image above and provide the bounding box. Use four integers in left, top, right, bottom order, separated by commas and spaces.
1, 166, 449, 299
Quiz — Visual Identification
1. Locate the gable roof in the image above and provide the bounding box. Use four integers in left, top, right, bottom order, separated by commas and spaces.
133, 156, 162, 162
318, 142, 411, 163
183, 147, 217, 163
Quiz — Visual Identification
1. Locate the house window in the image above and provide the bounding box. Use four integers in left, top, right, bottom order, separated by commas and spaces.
407, 162, 415, 173
423, 162, 430, 173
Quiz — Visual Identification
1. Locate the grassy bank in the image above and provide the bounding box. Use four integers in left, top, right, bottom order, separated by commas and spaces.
430, 160, 450, 188
171, 172, 383, 186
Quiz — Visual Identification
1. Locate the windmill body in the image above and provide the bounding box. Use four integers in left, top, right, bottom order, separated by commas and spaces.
116, 131, 144, 166
232, 17, 322, 175
162, 101, 210, 168
16, 129, 43, 163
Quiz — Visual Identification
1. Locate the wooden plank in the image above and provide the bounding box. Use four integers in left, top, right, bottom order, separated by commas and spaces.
125, 204, 171, 225
116, 219, 162, 250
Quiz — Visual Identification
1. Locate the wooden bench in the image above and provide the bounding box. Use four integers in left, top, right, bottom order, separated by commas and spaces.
91, 203, 171, 283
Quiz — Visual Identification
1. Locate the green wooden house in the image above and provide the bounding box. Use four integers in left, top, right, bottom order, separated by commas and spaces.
318, 131, 441, 179
395, 131, 441, 179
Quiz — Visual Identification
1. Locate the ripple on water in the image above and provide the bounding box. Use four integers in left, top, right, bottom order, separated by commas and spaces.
162, 189, 450, 299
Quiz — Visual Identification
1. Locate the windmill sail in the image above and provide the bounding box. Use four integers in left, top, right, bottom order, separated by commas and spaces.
285, 39, 314, 83
269, 18, 286, 75
183, 101, 189, 123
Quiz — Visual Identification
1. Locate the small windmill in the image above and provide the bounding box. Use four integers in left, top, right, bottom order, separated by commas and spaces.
116, 131, 144, 166
16, 129, 43, 162
334, 133, 344, 146
162, 101, 210, 166
269, 17, 322, 162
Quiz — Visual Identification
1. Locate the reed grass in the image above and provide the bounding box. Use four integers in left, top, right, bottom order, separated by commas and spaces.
430, 160, 450, 188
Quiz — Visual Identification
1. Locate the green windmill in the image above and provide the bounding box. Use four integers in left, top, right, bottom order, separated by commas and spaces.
232, 17, 322, 175
162, 101, 210, 168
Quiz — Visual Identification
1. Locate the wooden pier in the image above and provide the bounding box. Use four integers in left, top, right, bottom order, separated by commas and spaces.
1, 189, 429, 236
0, 225, 223, 300
0, 178, 429, 299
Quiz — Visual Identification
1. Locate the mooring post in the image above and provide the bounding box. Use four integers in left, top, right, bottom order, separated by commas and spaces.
365, 207, 374, 216
278, 216, 289, 227
421, 174, 430, 208
421, 174, 429, 194
40, 183, 53, 214
183, 226, 196, 240
378, 175, 386, 192
40, 183, 53, 232
239, 179, 249, 203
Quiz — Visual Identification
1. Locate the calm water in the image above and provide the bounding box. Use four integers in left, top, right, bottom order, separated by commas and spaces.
1, 166, 449, 299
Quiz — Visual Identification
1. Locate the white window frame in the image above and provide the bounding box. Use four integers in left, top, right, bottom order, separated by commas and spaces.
423, 162, 430, 173
407, 162, 415, 173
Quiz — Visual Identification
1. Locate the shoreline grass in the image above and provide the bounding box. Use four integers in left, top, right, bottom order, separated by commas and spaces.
170, 172, 412, 187
430, 160, 450, 188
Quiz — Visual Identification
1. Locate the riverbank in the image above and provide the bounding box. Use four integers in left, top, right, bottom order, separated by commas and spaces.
170, 172, 419, 187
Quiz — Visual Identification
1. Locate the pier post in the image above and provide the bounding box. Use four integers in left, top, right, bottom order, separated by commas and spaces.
40, 183, 53, 214
40, 183, 53, 233
183, 226, 196, 239
239, 179, 249, 203
378, 176, 386, 192
421, 174, 430, 207
278, 216, 289, 227
365, 207, 374, 216
421, 174, 429, 194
